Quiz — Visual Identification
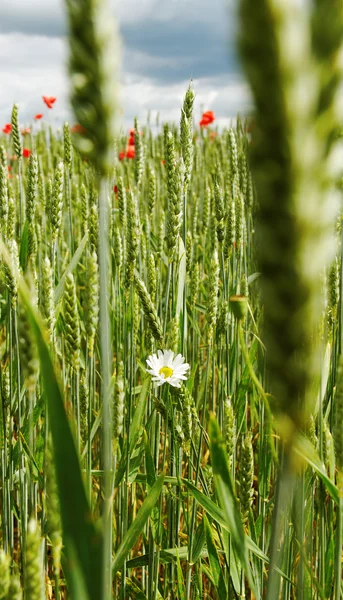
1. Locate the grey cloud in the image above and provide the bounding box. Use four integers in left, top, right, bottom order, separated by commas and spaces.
121, 15, 237, 83
0, 3, 65, 37
0, 0, 247, 128
0, 0, 240, 85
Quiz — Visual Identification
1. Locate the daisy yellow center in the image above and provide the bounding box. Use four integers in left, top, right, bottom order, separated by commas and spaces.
159, 366, 173, 379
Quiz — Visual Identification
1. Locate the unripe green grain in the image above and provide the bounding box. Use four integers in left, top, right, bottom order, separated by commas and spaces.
7, 572, 22, 600
0, 549, 10, 599
134, 274, 163, 345
134, 118, 144, 186
247, 171, 254, 210
89, 202, 99, 252
238, 432, 254, 524
148, 254, 156, 303
218, 300, 229, 338
133, 290, 140, 343
192, 192, 199, 241
240, 274, 249, 298
4, 240, 20, 308
11, 105, 22, 159
190, 261, 199, 310
63, 272, 80, 370
51, 163, 64, 243
334, 356, 343, 474
2, 363, 10, 409
156, 213, 165, 257
224, 397, 236, 464
214, 176, 225, 243
206, 250, 219, 346
327, 258, 339, 327
236, 193, 245, 250
239, 152, 248, 198
24, 519, 43, 600
80, 372, 89, 442
117, 176, 127, 231
166, 315, 180, 353
228, 128, 238, 195
40, 257, 55, 340
63, 122, 73, 173
165, 132, 182, 260
113, 362, 125, 444
148, 167, 156, 214
125, 190, 139, 290
180, 85, 195, 192
26, 152, 38, 261
85, 251, 99, 357
65, 0, 120, 176
186, 231, 192, 274
0, 148, 8, 235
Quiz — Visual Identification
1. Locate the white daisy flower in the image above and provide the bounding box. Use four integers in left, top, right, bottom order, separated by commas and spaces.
146, 349, 190, 388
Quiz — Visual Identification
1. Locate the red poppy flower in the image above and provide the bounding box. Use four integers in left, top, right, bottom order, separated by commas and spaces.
119, 150, 125, 161
129, 128, 135, 136
2, 124, 12, 134
128, 135, 135, 146
22, 148, 31, 158
21, 128, 31, 136
34, 113, 43, 120
8, 166, 11, 171
199, 110, 215, 127
203, 110, 215, 121
42, 96, 56, 109
113, 185, 118, 194
161, 159, 166, 165
126, 145, 135, 159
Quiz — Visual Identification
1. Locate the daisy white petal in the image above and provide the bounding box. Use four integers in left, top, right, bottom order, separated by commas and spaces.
146, 349, 190, 388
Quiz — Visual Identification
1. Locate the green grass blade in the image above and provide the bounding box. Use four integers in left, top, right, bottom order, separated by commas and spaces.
294, 435, 339, 504
208, 415, 256, 595
126, 546, 208, 569
114, 377, 151, 488
175, 548, 186, 600
112, 473, 165, 575
54, 232, 88, 304
129, 376, 150, 455
203, 514, 227, 598
191, 517, 206, 564
18, 278, 103, 600
183, 478, 277, 567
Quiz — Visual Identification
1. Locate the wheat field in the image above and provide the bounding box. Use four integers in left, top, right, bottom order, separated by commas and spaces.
0, 0, 343, 599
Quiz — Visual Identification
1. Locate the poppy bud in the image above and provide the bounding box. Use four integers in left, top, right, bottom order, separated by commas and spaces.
229, 295, 248, 321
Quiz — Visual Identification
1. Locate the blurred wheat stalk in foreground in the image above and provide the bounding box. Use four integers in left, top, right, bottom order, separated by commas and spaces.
239, 0, 343, 596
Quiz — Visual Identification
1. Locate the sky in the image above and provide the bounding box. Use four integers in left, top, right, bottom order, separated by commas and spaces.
0, 0, 252, 132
